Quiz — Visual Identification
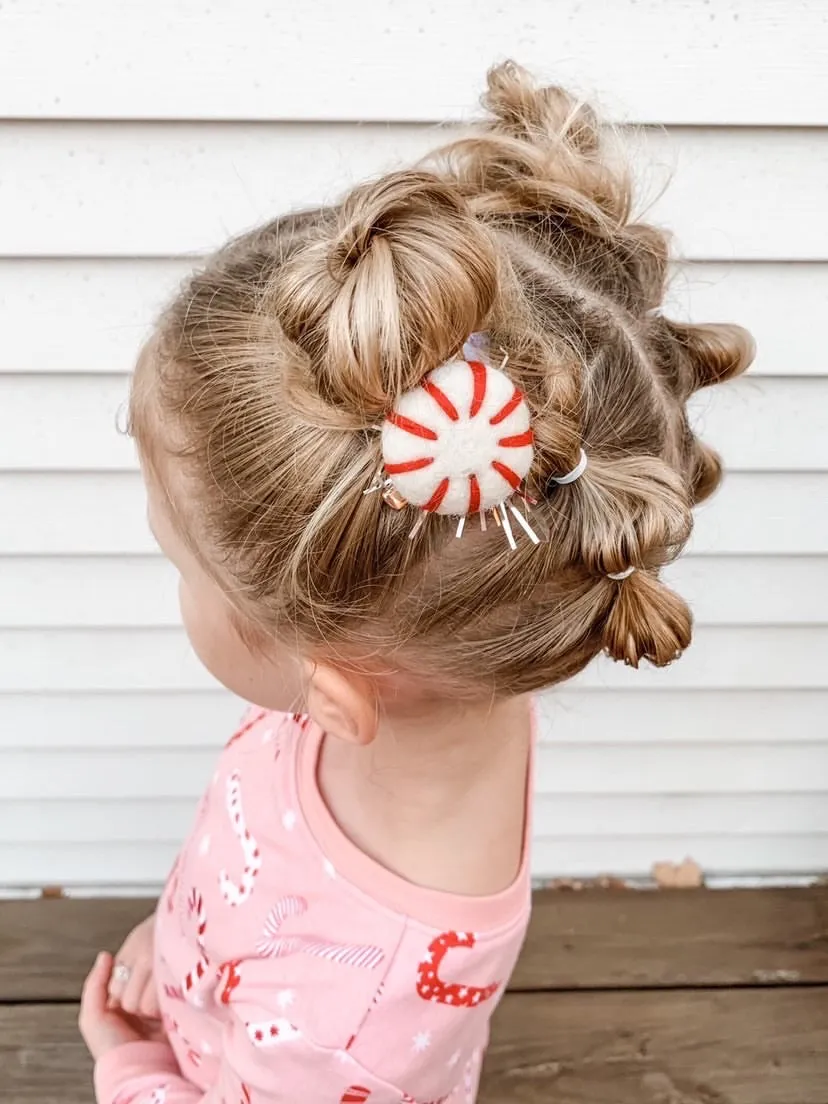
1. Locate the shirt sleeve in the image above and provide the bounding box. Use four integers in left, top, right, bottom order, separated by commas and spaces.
93, 999, 420, 1104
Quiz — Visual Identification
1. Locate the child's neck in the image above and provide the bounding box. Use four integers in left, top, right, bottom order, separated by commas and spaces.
317, 695, 532, 897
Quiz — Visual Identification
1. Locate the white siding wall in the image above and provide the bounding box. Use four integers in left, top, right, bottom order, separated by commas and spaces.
1, 0, 826, 890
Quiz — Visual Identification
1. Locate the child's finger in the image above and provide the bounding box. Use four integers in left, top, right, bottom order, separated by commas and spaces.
120, 963, 151, 1015
81, 952, 113, 1020
139, 979, 161, 1020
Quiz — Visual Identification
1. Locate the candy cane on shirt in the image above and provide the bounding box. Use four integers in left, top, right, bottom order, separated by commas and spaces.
219, 771, 262, 906
182, 889, 213, 1001
256, 897, 384, 970
112, 1088, 169, 1104
163, 1013, 202, 1070
416, 932, 500, 1008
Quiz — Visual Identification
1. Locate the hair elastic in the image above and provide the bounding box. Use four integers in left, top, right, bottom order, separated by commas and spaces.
607, 566, 636, 581
550, 448, 588, 486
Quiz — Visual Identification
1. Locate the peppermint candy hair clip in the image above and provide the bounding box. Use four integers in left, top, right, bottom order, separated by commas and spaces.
369, 349, 540, 550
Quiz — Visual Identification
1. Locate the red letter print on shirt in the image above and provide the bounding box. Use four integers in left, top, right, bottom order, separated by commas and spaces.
416, 932, 500, 1008
340, 1090, 371, 1104
219, 770, 262, 906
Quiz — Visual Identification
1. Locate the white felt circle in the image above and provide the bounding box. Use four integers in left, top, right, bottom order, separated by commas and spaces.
381, 358, 534, 515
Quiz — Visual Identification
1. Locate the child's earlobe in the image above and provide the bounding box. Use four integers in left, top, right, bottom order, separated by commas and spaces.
303, 661, 378, 746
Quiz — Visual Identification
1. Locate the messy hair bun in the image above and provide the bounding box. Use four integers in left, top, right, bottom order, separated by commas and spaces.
136, 60, 754, 697
272, 171, 498, 423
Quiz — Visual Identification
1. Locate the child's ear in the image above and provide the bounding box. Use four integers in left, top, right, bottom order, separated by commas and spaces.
303, 662, 378, 746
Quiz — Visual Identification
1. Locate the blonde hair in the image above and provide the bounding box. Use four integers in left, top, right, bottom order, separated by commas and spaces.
131, 62, 754, 699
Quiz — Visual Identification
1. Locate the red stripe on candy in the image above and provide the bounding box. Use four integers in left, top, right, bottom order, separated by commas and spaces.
384, 457, 434, 475
468, 360, 487, 417
492, 460, 521, 490
422, 379, 460, 421
468, 473, 481, 514
489, 386, 523, 425
386, 411, 438, 441
498, 429, 534, 448
423, 477, 450, 512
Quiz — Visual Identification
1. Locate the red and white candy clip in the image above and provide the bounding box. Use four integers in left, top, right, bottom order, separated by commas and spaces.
373, 346, 539, 549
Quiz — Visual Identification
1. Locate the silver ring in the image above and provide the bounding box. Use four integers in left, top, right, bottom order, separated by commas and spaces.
112, 962, 131, 984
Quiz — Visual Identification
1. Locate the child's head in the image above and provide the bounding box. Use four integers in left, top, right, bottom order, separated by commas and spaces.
131, 62, 753, 719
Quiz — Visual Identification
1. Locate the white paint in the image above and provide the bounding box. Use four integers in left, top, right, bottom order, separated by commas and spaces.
0, 0, 825, 890
1, 0, 825, 125
1, 124, 827, 259
4, 374, 828, 473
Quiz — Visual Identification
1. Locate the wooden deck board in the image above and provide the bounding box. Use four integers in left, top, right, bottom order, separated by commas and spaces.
2, 889, 827, 1102
4, 988, 828, 1104
2, 887, 827, 999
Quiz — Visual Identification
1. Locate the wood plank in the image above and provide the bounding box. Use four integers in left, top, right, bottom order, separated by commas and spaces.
481, 988, 828, 1104
2, 889, 826, 1001
1, 0, 826, 125
3, 990, 827, 1104
2, 260, 822, 378
1, 124, 827, 260
511, 887, 828, 990
0, 1004, 91, 1104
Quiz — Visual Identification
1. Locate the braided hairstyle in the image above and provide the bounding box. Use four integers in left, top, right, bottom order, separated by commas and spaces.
131, 61, 754, 698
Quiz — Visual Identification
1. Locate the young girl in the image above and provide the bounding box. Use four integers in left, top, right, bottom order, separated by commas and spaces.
78, 62, 753, 1103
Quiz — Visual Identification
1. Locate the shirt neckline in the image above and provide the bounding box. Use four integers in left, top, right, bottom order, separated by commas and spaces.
293, 715, 534, 933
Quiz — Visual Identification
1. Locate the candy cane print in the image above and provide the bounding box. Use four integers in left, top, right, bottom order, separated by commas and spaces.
226, 708, 269, 750
182, 889, 213, 1002
113, 1090, 169, 1104
245, 1018, 302, 1047
256, 897, 384, 969
163, 1014, 202, 1070
463, 1049, 482, 1104
219, 771, 262, 906
218, 959, 243, 1005
416, 932, 500, 1008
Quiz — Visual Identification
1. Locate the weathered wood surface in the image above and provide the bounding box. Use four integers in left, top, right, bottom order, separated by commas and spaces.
2, 888, 827, 1000
481, 988, 828, 1104
4, 989, 828, 1104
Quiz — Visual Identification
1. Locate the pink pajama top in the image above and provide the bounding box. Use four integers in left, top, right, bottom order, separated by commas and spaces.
95, 709, 533, 1104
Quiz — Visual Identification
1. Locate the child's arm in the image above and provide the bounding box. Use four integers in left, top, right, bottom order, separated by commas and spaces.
82, 952, 459, 1104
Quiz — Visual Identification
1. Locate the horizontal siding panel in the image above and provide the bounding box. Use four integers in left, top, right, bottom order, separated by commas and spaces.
0, 626, 826, 692
1, 125, 827, 260
4, 555, 827, 628
669, 262, 828, 375
0, 693, 241, 749
1, 743, 826, 800
544, 690, 828, 744
1, 0, 826, 125
5, 834, 826, 887
0, 842, 176, 887
5, 792, 826, 845
532, 834, 828, 879
3, 260, 823, 378
2, 472, 824, 555
3, 690, 825, 750
5, 375, 827, 473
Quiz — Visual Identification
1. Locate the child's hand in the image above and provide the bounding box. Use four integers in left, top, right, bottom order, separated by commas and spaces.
80, 952, 160, 1060
108, 913, 160, 1018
